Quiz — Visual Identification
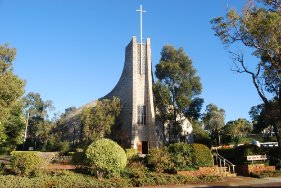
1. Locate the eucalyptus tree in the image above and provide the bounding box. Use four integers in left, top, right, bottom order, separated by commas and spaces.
154, 45, 203, 143
203, 104, 225, 146
211, 0, 281, 156
0, 44, 25, 153
81, 97, 121, 145
23, 92, 54, 150
249, 99, 279, 134
224, 118, 253, 139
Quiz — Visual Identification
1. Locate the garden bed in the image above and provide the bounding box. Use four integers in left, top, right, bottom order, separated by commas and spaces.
177, 167, 219, 176
0, 170, 222, 188
236, 164, 275, 176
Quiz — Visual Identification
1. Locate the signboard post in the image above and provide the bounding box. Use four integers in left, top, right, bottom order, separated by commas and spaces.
246, 155, 267, 164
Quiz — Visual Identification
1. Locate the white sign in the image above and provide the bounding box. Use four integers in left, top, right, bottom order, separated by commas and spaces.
247, 155, 267, 161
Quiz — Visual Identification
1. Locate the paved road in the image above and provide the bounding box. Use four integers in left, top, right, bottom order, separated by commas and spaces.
141, 176, 281, 188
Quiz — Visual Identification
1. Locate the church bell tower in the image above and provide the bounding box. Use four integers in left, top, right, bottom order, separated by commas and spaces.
103, 2, 158, 153
63, 1, 160, 153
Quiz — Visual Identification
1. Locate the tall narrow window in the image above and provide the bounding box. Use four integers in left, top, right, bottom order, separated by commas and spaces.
137, 105, 146, 125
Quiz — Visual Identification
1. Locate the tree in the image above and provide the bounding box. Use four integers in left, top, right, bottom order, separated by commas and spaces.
153, 81, 173, 144
154, 45, 203, 143
224, 118, 253, 143
203, 104, 225, 146
192, 121, 211, 147
0, 44, 25, 153
211, 0, 281, 156
0, 122, 7, 146
64, 106, 76, 116
249, 99, 278, 134
80, 97, 121, 145
23, 92, 54, 150
3, 103, 26, 151
52, 108, 75, 147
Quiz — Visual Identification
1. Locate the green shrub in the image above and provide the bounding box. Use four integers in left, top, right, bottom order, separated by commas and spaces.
0, 171, 221, 187
125, 148, 138, 161
147, 147, 174, 172
71, 152, 87, 165
122, 167, 221, 187
168, 143, 213, 171
0, 171, 130, 187
216, 148, 236, 164
250, 170, 281, 178
0, 163, 6, 175
168, 143, 194, 171
42, 137, 70, 153
269, 157, 281, 169
58, 141, 70, 153
10, 151, 46, 176
218, 144, 268, 165
122, 161, 149, 182
192, 144, 213, 167
193, 123, 212, 148
85, 139, 127, 178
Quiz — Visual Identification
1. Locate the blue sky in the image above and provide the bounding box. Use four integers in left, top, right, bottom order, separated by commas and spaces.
0, 0, 262, 122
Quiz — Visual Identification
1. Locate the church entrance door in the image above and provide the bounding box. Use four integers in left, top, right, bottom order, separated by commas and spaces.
142, 141, 149, 154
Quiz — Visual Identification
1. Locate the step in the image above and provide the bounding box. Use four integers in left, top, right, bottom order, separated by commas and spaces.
226, 173, 237, 177
216, 172, 237, 177
214, 166, 237, 177
215, 167, 228, 172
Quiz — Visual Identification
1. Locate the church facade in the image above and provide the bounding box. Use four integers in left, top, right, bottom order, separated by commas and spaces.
61, 3, 194, 153
102, 36, 159, 152
63, 36, 160, 154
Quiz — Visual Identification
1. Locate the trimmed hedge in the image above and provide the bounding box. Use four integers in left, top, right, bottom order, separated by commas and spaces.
147, 147, 174, 172
192, 144, 213, 168
168, 143, 193, 171
85, 139, 127, 178
10, 151, 46, 176
168, 143, 213, 171
217, 144, 276, 165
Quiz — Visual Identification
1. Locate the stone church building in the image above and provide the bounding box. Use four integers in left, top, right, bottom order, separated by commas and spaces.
61, 4, 193, 154
102, 36, 159, 152
63, 36, 160, 154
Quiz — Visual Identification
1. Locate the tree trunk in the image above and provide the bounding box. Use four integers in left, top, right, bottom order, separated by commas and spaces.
252, 76, 281, 158
162, 122, 166, 145
278, 85, 281, 158
277, 137, 281, 159
218, 132, 221, 146
168, 124, 171, 144
268, 84, 281, 158
270, 125, 273, 137
272, 122, 281, 158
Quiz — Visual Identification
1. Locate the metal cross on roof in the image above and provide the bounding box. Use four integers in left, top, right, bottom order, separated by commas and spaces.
136, 0, 146, 74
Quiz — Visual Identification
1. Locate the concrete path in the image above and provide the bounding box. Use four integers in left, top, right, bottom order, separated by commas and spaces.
141, 176, 281, 188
